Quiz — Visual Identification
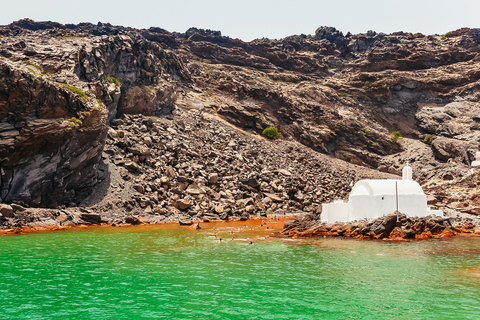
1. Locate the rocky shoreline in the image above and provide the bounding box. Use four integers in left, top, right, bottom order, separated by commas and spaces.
0, 209, 295, 236
1, 110, 397, 233
280, 212, 480, 240
1, 20, 480, 235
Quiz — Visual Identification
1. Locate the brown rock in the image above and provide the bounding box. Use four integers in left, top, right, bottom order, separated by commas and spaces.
125, 216, 142, 225
133, 184, 145, 194
10, 204, 26, 212
0, 204, 14, 218
264, 193, 282, 202
166, 167, 177, 178
179, 219, 193, 225
208, 173, 219, 185
439, 227, 456, 238
80, 213, 103, 224
174, 199, 192, 211
125, 161, 140, 172
278, 169, 292, 176
388, 227, 406, 239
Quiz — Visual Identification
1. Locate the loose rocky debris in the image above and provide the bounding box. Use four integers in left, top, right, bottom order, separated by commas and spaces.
2, 20, 480, 233
280, 212, 480, 240
0, 110, 395, 231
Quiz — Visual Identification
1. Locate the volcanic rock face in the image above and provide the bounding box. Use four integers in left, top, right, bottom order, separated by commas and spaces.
0, 60, 108, 207
0, 19, 480, 219
0, 21, 190, 207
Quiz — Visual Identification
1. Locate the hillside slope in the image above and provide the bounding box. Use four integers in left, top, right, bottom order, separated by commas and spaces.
0, 20, 479, 227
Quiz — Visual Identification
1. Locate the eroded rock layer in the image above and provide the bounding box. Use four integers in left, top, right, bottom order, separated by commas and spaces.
0, 20, 479, 230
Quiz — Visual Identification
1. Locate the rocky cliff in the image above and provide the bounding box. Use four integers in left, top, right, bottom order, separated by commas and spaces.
0, 19, 479, 227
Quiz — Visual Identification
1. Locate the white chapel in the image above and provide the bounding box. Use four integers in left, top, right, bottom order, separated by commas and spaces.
321, 164, 443, 224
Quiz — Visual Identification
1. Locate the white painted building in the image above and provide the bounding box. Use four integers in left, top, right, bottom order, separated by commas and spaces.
321, 165, 443, 224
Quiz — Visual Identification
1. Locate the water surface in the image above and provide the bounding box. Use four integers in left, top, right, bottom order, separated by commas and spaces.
1, 220, 480, 319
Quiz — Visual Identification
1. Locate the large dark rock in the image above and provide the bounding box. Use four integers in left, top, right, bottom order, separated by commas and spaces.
0, 204, 14, 218
314, 26, 344, 43
431, 137, 471, 164
372, 213, 398, 237
80, 213, 104, 224
0, 61, 109, 207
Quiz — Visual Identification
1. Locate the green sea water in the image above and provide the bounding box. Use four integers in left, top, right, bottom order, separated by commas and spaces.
1, 222, 480, 320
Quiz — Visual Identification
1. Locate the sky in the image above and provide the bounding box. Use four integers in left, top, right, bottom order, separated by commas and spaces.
1, 0, 479, 41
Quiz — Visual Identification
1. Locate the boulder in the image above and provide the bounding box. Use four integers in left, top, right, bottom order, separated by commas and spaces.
208, 173, 219, 185
80, 213, 103, 224
166, 167, 177, 178
264, 193, 283, 202
314, 26, 344, 43
179, 219, 193, 225
278, 169, 292, 176
133, 184, 145, 194
174, 199, 192, 211
372, 213, 397, 237
0, 204, 14, 218
124, 161, 140, 172
431, 137, 471, 164
125, 216, 142, 225
10, 204, 26, 212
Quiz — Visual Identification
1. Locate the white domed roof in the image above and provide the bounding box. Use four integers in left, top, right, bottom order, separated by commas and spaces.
350, 180, 424, 198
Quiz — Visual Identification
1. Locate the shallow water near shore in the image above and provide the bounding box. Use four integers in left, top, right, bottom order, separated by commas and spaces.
1, 220, 480, 319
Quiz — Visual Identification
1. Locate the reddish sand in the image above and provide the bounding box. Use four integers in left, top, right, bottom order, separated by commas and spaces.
0, 216, 296, 236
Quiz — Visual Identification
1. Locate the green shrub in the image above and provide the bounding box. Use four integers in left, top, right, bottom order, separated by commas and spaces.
58, 83, 88, 99
441, 31, 453, 39
67, 117, 82, 129
69, 87, 87, 99
26, 67, 45, 77
23, 60, 42, 70
424, 135, 434, 144
67, 117, 82, 125
107, 75, 121, 87
262, 127, 281, 140
391, 131, 402, 142
95, 99, 106, 109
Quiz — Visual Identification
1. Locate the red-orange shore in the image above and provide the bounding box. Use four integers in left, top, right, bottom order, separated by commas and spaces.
280, 228, 480, 241
0, 216, 297, 236
3, 217, 480, 241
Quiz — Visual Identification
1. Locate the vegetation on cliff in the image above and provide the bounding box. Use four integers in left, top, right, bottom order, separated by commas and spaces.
0, 19, 479, 232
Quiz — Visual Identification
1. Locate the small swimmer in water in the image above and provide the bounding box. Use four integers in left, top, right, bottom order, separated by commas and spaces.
219, 238, 223, 242
231, 237, 234, 241
248, 241, 253, 245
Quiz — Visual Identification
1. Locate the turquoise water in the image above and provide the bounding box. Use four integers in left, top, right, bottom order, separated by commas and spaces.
1, 222, 480, 319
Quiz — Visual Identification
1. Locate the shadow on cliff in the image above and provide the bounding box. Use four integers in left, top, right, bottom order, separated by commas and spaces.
78, 158, 111, 206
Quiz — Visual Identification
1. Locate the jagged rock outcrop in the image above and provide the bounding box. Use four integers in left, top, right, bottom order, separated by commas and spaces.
281, 212, 480, 240
0, 60, 108, 207
1, 19, 480, 222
